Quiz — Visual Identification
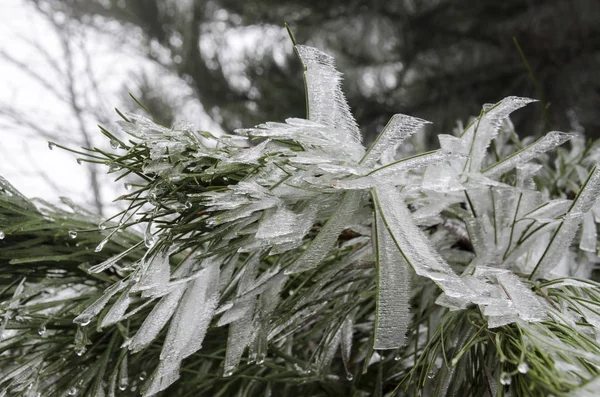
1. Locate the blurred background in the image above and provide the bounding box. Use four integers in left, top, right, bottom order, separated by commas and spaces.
1, 0, 599, 215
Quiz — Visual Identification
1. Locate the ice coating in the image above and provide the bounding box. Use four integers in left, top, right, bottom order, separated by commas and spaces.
462, 96, 537, 173
295, 45, 362, 147
286, 191, 362, 274
373, 185, 473, 300
361, 114, 431, 167
143, 259, 220, 395
373, 212, 411, 349
483, 131, 574, 178
223, 252, 262, 375
530, 165, 600, 279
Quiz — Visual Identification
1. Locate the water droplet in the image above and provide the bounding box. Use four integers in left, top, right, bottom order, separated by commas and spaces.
144, 223, 156, 248
108, 164, 119, 172
139, 371, 147, 381
98, 222, 106, 230
76, 347, 86, 356
0, 230, 5, 239
15, 315, 24, 322
184, 201, 192, 209
346, 373, 353, 381
68, 231, 77, 239
94, 238, 108, 253
67, 387, 77, 395
223, 370, 233, 377
427, 371, 435, 379
124, 183, 131, 191
74, 314, 91, 326
130, 385, 137, 392
394, 355, 401, 361
256, 355, 265, 365
118, 382, 127, 391
110, 139, 120, 150
517, 362, 529, 374
38, 325, 46, 336
500, 372, 512, 385
48, 142, 55, 150
76, 159, 83, 165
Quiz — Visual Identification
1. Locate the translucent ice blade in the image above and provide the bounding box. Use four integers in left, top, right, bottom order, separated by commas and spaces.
340, 314, 354, 377
317, 328, 342, 374
373, 211, 411, 350
333, 150, 456, 190
145, 260, 220, 394
361, 114, 431, 167
181, 261, 220, 359
462, 96, 536, 172
530, 165, 600, 279
496, 272, 546, 322
136, 247, 170, 295
223, 252, 262, 375
483, 131, 574, 179
73, 281, 127, 326
295, 45, 362, 145
129, 284, 187, 354
580, 211, 597, 252
372, 186, 471, 299
286, 191, 362, 274
99, 287, 132, 328
256, 207, 298, 240
223, 139, 271, 165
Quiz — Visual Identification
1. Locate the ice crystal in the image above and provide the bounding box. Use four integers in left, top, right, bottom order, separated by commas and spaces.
56, 41, 600, 396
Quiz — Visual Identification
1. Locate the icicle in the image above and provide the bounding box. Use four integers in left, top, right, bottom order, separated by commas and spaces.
373, 211, 411, 349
